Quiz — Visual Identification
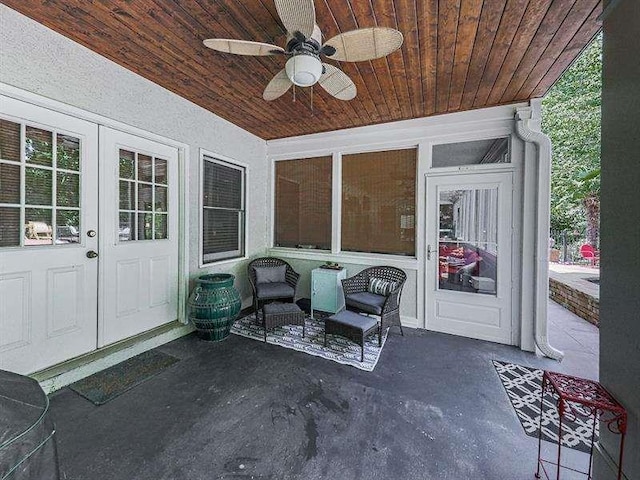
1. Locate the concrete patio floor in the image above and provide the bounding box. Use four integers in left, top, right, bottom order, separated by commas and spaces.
48, 302, 599, 479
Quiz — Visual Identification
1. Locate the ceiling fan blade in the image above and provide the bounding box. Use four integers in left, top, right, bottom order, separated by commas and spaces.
318, 64, 356, 101
263, 69, 293, 101
323, 27, 404, 62
203, 38, 285, 56
274, 0, 316, 39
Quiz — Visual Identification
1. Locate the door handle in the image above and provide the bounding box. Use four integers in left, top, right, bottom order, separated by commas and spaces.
427, 245, 433, 260
86, 250, 99, 259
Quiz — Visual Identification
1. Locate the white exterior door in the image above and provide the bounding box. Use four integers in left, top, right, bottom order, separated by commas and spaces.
99, 127, 179, 347
425, 172, 513, 344
0, 96, 99, 373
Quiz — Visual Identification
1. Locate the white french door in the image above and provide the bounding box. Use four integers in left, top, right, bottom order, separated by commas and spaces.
0, 98, 182, 374
425, 172, 513, 344
99, 127, 180, 347
0, 96, 99, 373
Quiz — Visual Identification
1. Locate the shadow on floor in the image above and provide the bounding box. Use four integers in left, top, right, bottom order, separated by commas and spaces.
49, 301, 598, 480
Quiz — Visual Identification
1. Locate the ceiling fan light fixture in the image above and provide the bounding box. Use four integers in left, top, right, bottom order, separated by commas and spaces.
285, 54, 323, 87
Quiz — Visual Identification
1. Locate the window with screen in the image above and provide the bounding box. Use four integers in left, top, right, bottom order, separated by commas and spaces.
274, 156, 332, 250
341, 148, 416, 256
202, 155, 245, 263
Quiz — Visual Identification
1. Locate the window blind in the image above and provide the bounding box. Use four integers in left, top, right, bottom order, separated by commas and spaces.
202, 157, 245, 263
274, 156, 332, 250
341, 148, 416, 256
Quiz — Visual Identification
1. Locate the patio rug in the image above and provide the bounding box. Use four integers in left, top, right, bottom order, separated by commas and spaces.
493, 361, 597, 453
231, 313, 389, 372
69, 350, 180, 405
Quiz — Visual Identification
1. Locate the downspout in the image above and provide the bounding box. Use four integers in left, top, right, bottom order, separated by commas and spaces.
515, 106, 564, 361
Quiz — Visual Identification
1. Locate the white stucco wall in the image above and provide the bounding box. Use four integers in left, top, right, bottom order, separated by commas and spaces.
0, 5, 268, 306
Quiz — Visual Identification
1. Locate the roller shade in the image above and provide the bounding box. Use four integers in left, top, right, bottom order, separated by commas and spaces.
274, 156, 332, 250
342, 148, 416, 256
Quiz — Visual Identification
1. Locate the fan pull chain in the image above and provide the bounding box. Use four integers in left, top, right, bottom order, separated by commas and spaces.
293, 84, 296, 103
310, 86, 314, 115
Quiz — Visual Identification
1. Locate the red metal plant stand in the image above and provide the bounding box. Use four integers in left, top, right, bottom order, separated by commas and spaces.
535, 371, 627, 480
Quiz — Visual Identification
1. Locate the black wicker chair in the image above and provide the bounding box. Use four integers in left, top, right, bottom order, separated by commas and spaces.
341, 266, 407, 336
248, 257, 300, 321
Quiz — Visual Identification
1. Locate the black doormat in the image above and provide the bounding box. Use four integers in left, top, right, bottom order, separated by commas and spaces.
493, 361, 597, 453
69, 350, 179, 405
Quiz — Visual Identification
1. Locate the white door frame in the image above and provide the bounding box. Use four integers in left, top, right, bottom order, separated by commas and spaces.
0, 83, 190, 326
424, 171, 516, 345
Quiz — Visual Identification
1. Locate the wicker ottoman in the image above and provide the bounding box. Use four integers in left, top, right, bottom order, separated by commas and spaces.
324, 310, 380, 362
262, 302, 306, 342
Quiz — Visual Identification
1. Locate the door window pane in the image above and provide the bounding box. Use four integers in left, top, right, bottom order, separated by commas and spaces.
0, 163, 20, 204
56, 210, 80, 244
138, 183, 153, 211
57, 134, 80, 171
437, 188, 498, 295
138, 154, 153, 182
154, 214, 168, 240
25, 208, 53, 245
25, 127, 53, 166
119, 181, 135, 210
0, 207, 21, 247
155, 186, 167, 212
274, 156, 332, 250
0, 120, 20, 161
342, 149, 416, 256
57, 172, 80, 207
119, 150, 135, 179
119, 212, 135, 241
155, 158, 167, 184
25, 167, 53, 206
137, 213, 153, 240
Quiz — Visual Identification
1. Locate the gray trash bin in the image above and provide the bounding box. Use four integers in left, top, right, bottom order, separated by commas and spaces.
0, 369, 60, 480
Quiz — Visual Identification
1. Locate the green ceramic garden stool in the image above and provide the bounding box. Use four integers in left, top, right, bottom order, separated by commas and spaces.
188, 273, 241, 341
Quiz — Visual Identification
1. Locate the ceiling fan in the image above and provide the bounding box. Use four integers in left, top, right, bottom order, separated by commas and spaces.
203, 0, 404, 102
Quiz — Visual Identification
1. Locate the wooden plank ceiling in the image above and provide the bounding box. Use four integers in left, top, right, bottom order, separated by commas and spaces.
3, 0, 602, 140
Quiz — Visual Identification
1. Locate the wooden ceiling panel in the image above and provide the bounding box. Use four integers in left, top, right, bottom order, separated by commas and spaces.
459, 0, 508, 111
514, 0, 601, 101
2, 0, 602, 140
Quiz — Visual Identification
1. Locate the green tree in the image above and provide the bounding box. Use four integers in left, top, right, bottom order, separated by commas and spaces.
542, 33, 601, 247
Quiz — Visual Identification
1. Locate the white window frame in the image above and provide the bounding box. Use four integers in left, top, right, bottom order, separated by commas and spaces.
270, 145, 420, 263
199, 149, 247, 265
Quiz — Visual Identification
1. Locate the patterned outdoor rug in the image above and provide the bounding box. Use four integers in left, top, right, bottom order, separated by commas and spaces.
69, 350, 180, 405
231, 313, 389, 372
493, 361, 597, 453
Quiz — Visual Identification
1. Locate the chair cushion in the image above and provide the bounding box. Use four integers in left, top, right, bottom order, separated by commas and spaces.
263, 302, 303, 315
254, 265, 287, 284
345, 292, 386, 315
327, 310, 378, 332
367, 277, 397, 296
256, 282, 295, 299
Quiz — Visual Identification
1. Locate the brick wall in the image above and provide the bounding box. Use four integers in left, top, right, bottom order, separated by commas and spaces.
549, 277, 599, 326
